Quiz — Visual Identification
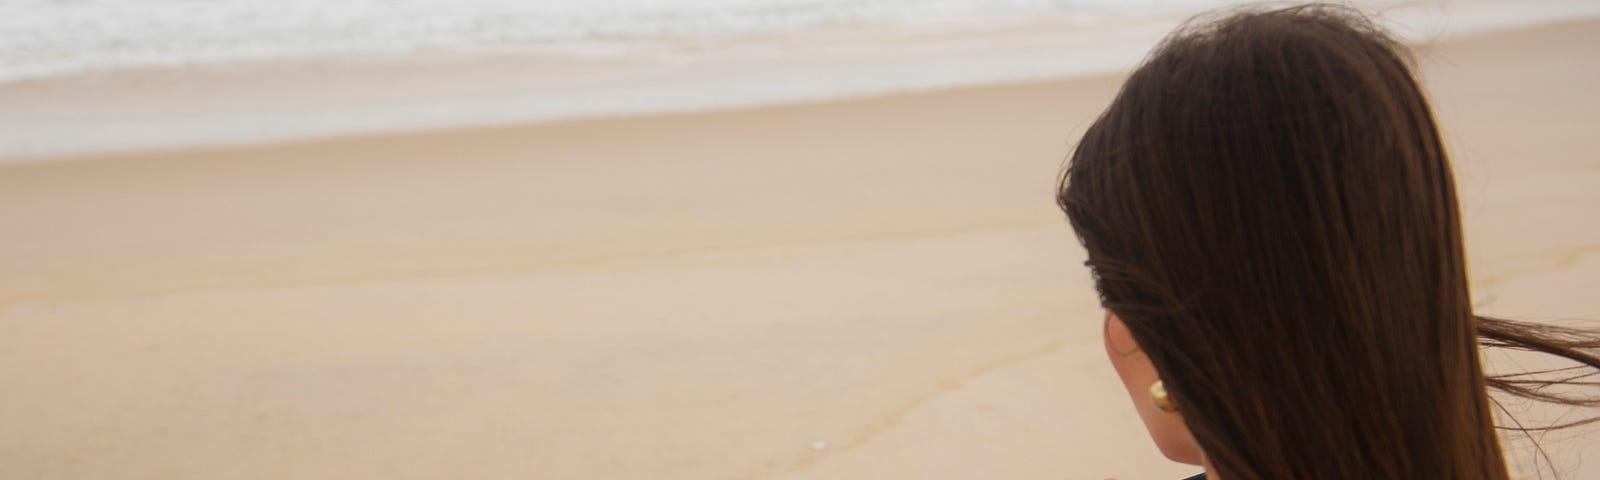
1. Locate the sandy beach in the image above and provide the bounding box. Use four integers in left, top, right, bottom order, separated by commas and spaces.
1, 18, 1597, 480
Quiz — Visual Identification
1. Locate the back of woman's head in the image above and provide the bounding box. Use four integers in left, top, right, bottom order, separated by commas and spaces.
1058, 5, 1599, 479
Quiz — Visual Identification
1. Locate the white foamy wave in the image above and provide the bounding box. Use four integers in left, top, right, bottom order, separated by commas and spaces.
0, 0, 1236, 82
3, 0, 1599, 161
6, 0, 1600, 82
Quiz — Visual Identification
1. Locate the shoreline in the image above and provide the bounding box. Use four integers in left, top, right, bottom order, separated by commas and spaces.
0, 13, 1177, 163
6, 2, 1600, 163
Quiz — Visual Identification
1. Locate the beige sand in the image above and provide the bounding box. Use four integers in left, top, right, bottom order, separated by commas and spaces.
1, 20, 1597, 480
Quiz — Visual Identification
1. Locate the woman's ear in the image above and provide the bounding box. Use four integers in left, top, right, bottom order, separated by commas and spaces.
1102, 311, 1206, 465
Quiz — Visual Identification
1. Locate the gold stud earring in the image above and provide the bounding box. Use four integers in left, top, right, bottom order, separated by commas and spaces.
1150, 380, 1177, 413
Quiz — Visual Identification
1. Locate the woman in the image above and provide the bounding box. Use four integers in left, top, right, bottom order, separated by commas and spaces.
1056, 5, 1600, 479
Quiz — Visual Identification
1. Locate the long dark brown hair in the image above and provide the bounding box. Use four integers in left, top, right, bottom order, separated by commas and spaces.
1056, 5, 1600, 479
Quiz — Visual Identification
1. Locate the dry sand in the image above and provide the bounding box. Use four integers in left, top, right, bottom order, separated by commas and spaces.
1, 20, 1596, 480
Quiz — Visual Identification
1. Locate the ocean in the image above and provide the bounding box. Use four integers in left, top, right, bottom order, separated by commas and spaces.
2, 0, 1598, 160
0, 0, 1239, 82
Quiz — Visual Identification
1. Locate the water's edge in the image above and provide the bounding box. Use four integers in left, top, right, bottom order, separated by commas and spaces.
3, 0, 1597, 163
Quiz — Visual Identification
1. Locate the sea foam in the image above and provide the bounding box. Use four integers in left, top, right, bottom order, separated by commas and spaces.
2, 0, 1597, 161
